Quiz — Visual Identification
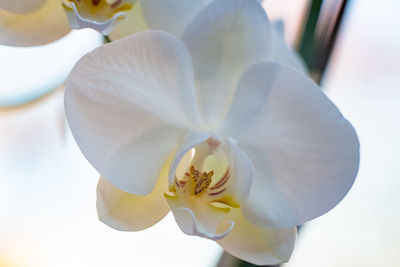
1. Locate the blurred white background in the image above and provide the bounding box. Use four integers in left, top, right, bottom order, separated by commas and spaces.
1, 0, 399, 266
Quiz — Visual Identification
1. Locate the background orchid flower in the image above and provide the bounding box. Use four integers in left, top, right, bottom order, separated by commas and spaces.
0, 0, 266, 47
0, 0, 47, 14
62, 0, 137, 36
0, 0, 137, 46
0, 0, 212, 46
64, 0, 359, 265
0, 0, 70, 46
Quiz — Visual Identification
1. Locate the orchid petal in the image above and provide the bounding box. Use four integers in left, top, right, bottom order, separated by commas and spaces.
220, 62, 359, 228
65, 31, 201, 195
0, 1, 69, 46
141, 0, 209, 36
181, 0, 272, 128
97, 171, 169, 231
111, 0, 210, 41
0, 0, 46, 14
217, 209, 296, 265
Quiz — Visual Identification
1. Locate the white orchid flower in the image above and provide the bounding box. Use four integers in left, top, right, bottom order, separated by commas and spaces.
65, 0, 359, 265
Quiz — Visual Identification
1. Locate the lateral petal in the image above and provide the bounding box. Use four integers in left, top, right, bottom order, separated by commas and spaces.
220, 62, 359, 228
65, 31, 200, 195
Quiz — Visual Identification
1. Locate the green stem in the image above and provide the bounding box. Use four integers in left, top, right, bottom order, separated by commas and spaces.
313, 0, 350, 83
298, 0, 324, 72
298, 0, 351, 84
103, 35, 112, 43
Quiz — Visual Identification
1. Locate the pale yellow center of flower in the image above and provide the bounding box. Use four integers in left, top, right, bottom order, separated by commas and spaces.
163, 138, 244, 238
167, 139, 240, 209
174, 165, 214, 197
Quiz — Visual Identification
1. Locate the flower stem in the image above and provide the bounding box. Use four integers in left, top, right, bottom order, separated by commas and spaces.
103, 35, 112, 43
298, 0, 324, 72
298, 0, 351, 84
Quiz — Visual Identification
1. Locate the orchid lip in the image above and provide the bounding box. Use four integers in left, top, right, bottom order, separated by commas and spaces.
63, 0, 134, 35
175, 207, 235, 241
164, 132, 252, 241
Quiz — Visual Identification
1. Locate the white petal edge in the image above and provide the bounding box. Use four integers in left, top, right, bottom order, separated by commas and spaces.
63, 1, 126, 35
181, 0, 272, 128
97, 174, 169, 231
65, 31, 200, 195
220, 62, 360, 228
217, 209, 296, 265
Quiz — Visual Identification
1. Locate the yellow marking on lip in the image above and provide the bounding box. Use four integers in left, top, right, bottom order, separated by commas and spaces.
113, 3, 132, 12
212, 195, 240, 208
164, 192, 178, 200
210, 202, 231, 213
